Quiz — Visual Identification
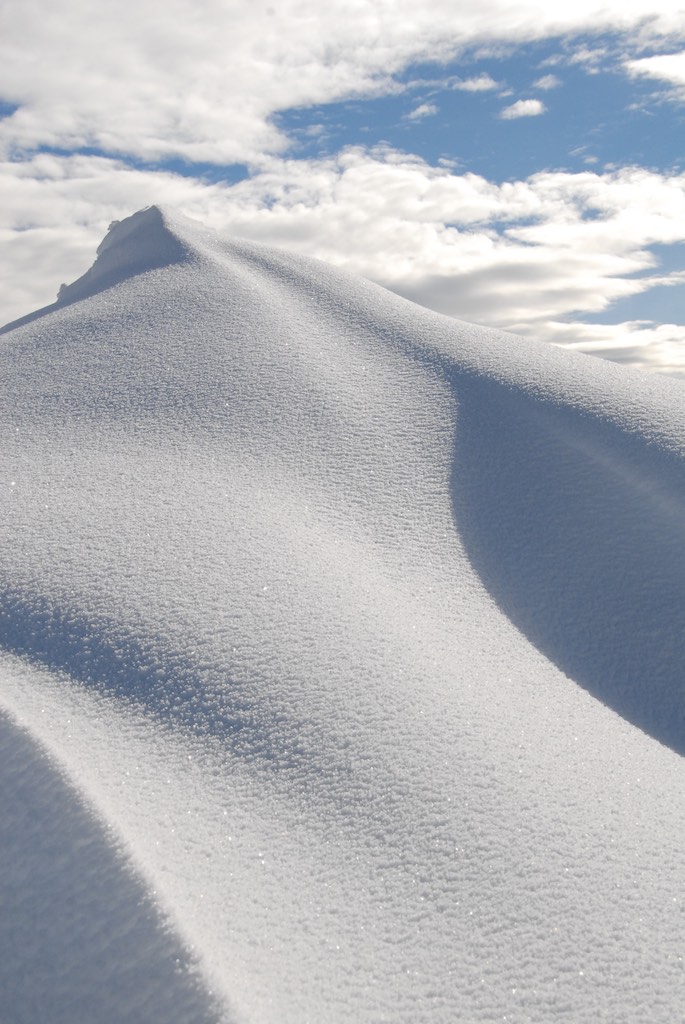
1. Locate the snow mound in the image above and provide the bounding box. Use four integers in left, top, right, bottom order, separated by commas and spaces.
1, 206, 684, 1023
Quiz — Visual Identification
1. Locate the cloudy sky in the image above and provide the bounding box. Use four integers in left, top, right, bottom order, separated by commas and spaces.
2, 0, 685, 376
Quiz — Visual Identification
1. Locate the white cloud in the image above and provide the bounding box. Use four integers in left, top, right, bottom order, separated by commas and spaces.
626, 51, 685, 98
569, 145, 598, 164
533, 74, 561, 89
544, 321, 685, 379
566, 44, 610, 70
406, 103, 438, 120
453, 74, 499, 91
499, 98, 546, 119
1, 1, 684, 165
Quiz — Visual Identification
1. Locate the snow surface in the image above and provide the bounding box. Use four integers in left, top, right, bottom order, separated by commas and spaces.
1, 205, 684, 1023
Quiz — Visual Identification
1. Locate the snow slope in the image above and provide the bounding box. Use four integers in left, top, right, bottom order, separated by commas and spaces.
1, 206, 684, 1023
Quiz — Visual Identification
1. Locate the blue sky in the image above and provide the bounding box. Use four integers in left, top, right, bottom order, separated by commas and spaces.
277, 41, 685, 181
2, 2, 685, 376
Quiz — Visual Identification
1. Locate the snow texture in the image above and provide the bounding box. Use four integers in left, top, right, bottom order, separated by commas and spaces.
1, 205, 684, 1023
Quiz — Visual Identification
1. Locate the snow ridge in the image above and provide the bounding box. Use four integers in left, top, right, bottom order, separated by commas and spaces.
1, 208, 684, 1024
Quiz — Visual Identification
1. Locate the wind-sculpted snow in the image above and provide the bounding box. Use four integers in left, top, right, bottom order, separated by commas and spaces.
1, 206, 684, 1023
0, 706, 224, 1024
452, 372, 685, 753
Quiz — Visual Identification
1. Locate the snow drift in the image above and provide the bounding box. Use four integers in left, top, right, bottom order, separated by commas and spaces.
1, 206, 684, 1023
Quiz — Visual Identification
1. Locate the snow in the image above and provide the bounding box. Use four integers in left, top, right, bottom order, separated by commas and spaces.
1, 205, 684, 1023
